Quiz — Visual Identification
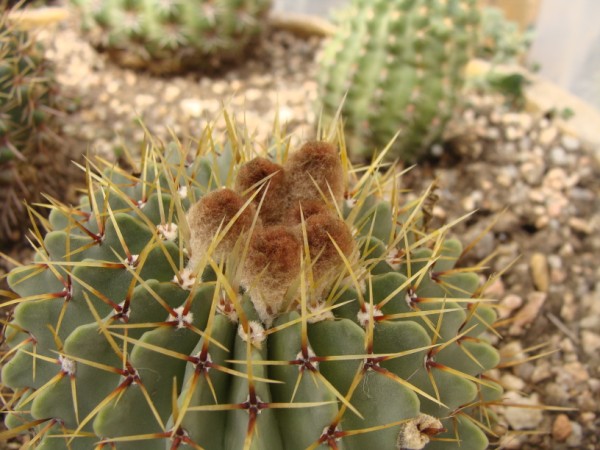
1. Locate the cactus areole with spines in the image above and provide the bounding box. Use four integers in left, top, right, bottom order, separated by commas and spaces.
1, 119, 504, 449
70, 0, 273, 74
317, 0, 480, 162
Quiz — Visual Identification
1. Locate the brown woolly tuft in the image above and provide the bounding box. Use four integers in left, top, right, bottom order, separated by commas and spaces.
285, 199, 331, 224
235, 156, 287, 224
242, 225, 302, 323
285, 141, 344, 205
186, 188, 257, 267
304, 213, 354, 273
186, 142, 354, 319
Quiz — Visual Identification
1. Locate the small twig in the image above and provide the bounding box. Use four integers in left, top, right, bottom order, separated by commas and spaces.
546, 312, 579, 343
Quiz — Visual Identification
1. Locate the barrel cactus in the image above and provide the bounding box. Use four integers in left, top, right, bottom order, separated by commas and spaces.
1, 119, 504, 449
0, 8, 72, 242
70, 0, 272, 74
317, 0, 480, 162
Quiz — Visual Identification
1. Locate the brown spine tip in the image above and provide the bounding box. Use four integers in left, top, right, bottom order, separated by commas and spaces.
242, 225, 303, 323
186, 188, 257, 266
304, 213, 354, 273
235, 157, 288, 225
286, 141, 345, 205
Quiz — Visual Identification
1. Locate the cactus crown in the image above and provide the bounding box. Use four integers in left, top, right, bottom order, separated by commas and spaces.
70, 0, 273, 74
1, 115, 503, 449
317, 0, 480, 162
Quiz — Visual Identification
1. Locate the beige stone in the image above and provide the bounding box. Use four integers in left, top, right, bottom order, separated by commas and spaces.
552, 414, 573, 442
530, 252, 550, 292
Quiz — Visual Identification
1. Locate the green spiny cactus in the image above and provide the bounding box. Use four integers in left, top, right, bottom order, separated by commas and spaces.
0, 116, 505, 449
70, 0, 273, 74
317, 0, 480, 162
478, 6, 533, 65
0, 8, 72, 242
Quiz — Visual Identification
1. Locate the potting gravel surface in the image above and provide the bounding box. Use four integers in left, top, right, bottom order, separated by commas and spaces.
1, 12, 598, 450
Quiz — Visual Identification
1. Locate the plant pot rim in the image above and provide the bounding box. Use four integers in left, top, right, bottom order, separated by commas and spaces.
268, 10, 337, 38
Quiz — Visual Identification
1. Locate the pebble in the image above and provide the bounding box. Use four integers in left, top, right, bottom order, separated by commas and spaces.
518, 136, 533, 152
539, 126, 558, 145
501, 166, 519, 185
565, 422, 583, 447
550, 146, 569, 165
503, 391, 544, 430
545, 381, 571, 405
486, 127, 501, 139
500, 341, 525, 363
509, 291, 547, 335
561, 362, 590, 383
580, 313, 600, 330
561, 134, 580, 151
543, 168, 569, 190
164, 85, 181, 102
581, 331, 600, 357
520, 160, 545, 185
212, 81, 227, 95
568, 217, 593, 234
277, 105, 294, 123
530, 252, 550, 292
501, 373, 526, 391
552, 414, 573, 441
179, 98, 203, 118
580, 411, 596, 425
494, 210, 520, 233
530, 362, 552, 383
134, 94, 155, 108
498, 434, 525, 449
560, 291, 577, 322
505, 126, 522, 140
124, 71, 136, 86
498, 294, 523, 318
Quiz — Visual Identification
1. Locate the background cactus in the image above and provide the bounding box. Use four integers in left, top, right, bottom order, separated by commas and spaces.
0, 7, 74, 242
317, 0, 480, 162
1, 117, 505, 449
70, 0, 273, 74
478, 6, 533, 65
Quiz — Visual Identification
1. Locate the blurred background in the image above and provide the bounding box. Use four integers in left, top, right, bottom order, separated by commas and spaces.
275, 0, 600, 112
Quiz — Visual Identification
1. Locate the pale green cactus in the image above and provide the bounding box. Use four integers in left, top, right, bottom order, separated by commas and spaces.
317, 0, 480, 162
478, 6, 533, 65
1, 116, 504, 449
70, 0, 273, 74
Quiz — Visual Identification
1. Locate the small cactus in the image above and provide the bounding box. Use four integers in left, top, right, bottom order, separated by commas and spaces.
478, 6, 533, 65
1, 117, 505, 449
0, 7, 74, 242
70, 0, 273, 74
317, 0, 480, 162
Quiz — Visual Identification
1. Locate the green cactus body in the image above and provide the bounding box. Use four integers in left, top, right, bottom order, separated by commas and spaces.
317, 0, 480, 162
70, 0, 272, 74
1, 122, 502, 449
